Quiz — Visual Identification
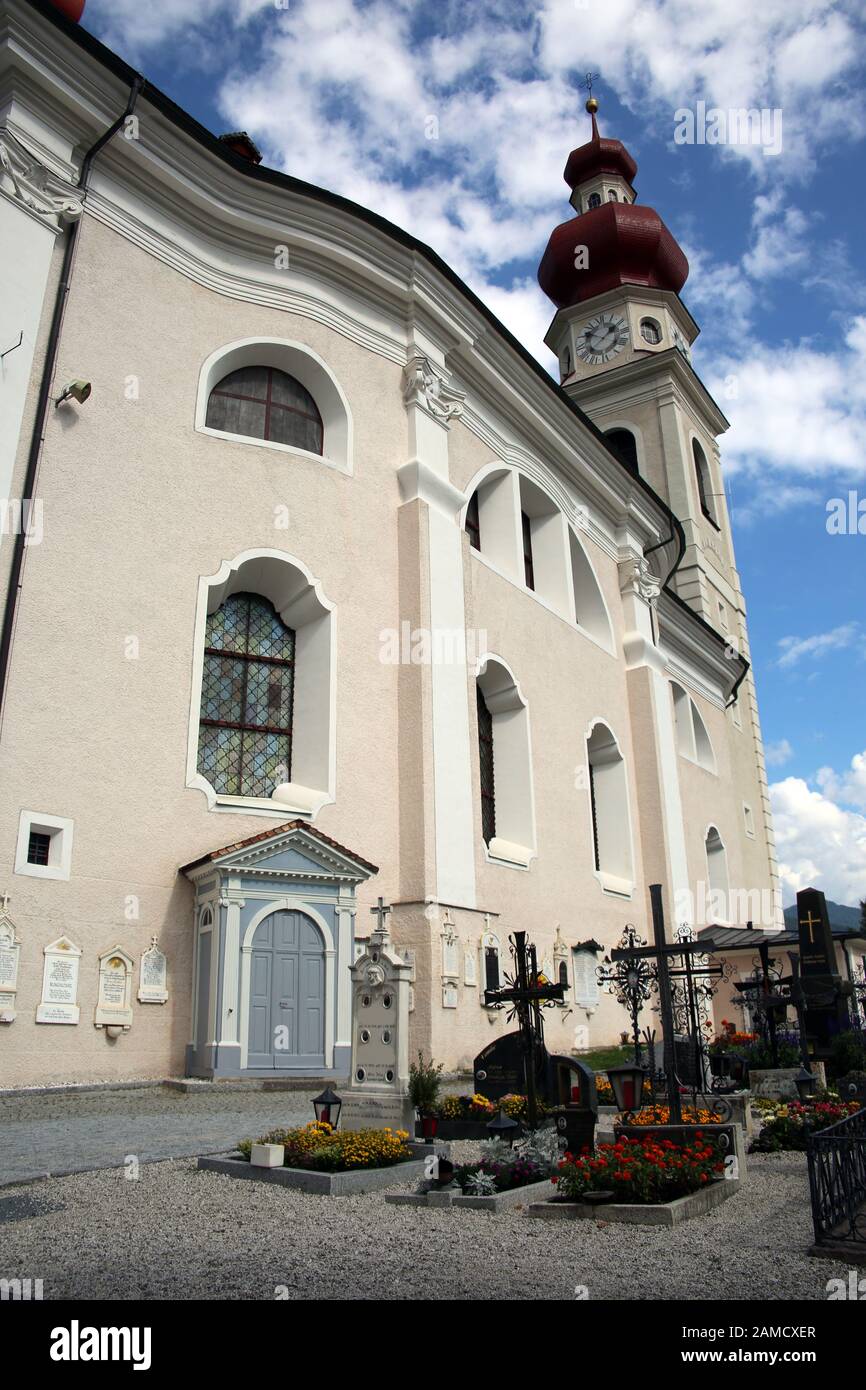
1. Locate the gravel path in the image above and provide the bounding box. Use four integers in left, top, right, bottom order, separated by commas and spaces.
0, 1086, 316, 1186
0, 1150, 850, 1301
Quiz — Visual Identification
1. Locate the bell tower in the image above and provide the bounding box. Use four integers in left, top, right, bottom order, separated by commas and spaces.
538, 92, 782, 927
538, 93, 738, 637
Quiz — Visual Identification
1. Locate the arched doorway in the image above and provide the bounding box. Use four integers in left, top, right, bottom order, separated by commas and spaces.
247, 909, 325, 1068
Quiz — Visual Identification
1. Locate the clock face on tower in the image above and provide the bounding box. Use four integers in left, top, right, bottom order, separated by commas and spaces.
575, 312, 630, 365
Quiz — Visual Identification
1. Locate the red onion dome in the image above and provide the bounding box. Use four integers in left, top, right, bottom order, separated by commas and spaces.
564, 111, 637, 190
538, 200, 689, 309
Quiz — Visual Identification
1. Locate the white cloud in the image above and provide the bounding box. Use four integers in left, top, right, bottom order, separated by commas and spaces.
742, 190, 811, 281
765, 738, 794, 767
816, 749, 866, 811
771, 775, 866, 906
776, 623, 862, 668
705, 317, 866, 484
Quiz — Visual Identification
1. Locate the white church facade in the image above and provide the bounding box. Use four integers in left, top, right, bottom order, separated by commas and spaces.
0, 0, 781, 1085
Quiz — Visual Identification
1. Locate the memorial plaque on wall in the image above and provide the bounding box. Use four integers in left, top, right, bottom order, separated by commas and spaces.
0, 912, 21, 1022
36, 936, 82, 1024
95, 947, 134, 1029
138, 937, 168, 1004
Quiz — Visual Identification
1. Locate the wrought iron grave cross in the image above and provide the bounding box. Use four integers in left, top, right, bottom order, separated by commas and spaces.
484, 929, 565, 1130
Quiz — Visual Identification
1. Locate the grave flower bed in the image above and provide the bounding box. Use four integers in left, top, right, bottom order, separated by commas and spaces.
236, 1120, 413, 1171
453, 1130, 559, 1196
553, 1134, 722, 1204
749, 1098, 860, 1153
626, 1102, 725, 1126
436, 1093, 496, 1121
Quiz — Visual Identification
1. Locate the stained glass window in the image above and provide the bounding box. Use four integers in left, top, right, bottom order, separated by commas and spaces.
197, 592, 295, 798
206, 366, 323, 454
477, 686, 496, 845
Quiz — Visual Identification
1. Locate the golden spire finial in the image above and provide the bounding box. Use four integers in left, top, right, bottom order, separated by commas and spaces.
581, 72, 599, 114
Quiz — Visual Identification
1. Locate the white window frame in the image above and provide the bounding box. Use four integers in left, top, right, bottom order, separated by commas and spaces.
195, 337, 353, 475
476, 655, 537, 870
14, 810, 74, 881
585, 720, 635, 898
186, 548, 336, 818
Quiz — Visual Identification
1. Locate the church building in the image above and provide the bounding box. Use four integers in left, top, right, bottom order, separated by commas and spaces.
0, 0, 781, 1085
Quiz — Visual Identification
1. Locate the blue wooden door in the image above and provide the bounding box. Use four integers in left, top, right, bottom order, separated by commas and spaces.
247, 910, 325, 1069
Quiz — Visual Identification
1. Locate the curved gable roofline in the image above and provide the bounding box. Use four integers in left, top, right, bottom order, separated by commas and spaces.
30, 0, 689, 584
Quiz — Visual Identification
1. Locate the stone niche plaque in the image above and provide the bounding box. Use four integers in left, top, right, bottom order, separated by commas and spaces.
0, 908, 22, 1023
95, 946, 134, 1030
340, 903, 414, 1135
138, 936, 168, 1004
36, 935, 82, 1025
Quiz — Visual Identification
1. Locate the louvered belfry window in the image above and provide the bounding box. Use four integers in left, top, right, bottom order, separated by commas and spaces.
477, 686, 496, 845
197, 592, 295, 798
205, 366, 324, 454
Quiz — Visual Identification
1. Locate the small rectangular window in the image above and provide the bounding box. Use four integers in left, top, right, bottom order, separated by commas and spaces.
743, 804, 755, 838
27, 831, 52, 866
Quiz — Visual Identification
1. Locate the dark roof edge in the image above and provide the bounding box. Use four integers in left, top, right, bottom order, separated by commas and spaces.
29, 0, 686, 580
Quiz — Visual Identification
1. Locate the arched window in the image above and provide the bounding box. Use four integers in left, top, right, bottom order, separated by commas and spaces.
705, 826, 729, 922
692, 439, 718, 527
640, 318, 662, 345
205, 366, 323, 454
587, 192, 602, 209
671, 682, 715, 772
465, 491, 481, 551
476, 658, 535, 867
476, 686, 496, 845
608, 189, 618, 201
605, 427, 639, 475
197, 592, 295, 799
521, 511, 535, 590
481, 931, 501, 997
585, 723, 634, 893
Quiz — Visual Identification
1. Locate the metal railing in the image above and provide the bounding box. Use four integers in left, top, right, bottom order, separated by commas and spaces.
807, 1107, 866, 1249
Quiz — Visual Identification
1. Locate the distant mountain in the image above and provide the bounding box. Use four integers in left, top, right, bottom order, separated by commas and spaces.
783, 899, 863, 932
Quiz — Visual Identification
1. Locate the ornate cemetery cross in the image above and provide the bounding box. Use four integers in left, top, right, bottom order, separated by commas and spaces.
597, 924, 657, 1065
484, 929, 565, 1130
611, 885, 721, 1124
665, 924, 731, 1099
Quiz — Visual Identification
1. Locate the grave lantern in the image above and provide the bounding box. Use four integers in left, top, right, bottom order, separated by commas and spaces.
606, 1062, 647, 1116
313, 1086, 343, 1129
794, 1068, 817, 1103
486, 1108, 520, 1145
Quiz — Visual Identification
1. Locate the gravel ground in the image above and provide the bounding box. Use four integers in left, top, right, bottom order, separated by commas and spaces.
0, 1086, 317, 1185
0, 1148, 851, 1301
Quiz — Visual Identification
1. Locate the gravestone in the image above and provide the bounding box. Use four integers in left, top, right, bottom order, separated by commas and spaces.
94, 947, 134, 1031
340, 899, 415, 1135
550, 1055, 598, 1155
138, 936, 168, 1004
796, 887, 852, 1052
474, 1031, 547, 1103
0, 903, 21, 1024
35, 936, 81, 1024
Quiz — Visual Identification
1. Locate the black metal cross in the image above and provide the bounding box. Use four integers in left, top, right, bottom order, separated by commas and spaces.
484, 929, 565, 1130
611, 886, 718, 1123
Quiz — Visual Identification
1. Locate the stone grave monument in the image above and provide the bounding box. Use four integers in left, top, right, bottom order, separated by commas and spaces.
339, 898, 415, 1135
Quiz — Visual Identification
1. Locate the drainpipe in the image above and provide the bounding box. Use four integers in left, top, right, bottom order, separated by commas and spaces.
0, 73, 144, 729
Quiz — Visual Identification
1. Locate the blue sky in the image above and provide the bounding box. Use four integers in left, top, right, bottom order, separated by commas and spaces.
81, 0, 866, 905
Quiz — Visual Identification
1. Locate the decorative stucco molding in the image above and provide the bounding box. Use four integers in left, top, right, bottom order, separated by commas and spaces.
618, 554, 661, 605
402, 353, 465, 423
0, 132, 83, 225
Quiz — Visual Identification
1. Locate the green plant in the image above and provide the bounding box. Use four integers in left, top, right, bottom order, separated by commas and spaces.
238, 1121, 412, 1170
828, 1030, 866, 1081
408, 1051, 443, 1115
